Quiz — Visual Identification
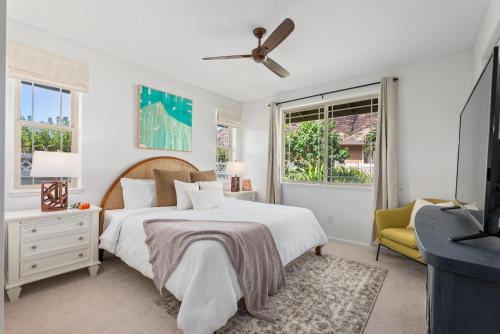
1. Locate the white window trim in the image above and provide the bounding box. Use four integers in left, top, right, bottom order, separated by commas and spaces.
281, 181, 373, 190
12, 79, 81, 191
281, 93, 378, 187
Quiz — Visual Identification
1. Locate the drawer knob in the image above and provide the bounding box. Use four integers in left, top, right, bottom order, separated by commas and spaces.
78, 222, 84, 226
57, 217, 61, 220
78, 236, 84, 241
31, 228, 37, 233
31, 245, 37, 250
31, 264, 37, 269
78, 252, 84, 257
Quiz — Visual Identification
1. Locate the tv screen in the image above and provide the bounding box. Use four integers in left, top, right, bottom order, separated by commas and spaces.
455, 47, 499, 233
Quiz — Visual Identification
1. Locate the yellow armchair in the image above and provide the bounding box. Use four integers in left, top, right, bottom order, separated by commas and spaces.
375, 199, 451, 263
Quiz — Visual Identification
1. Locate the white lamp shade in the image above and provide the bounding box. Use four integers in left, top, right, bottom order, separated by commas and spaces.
227, 161, 244, 176
30, 151, 81, 178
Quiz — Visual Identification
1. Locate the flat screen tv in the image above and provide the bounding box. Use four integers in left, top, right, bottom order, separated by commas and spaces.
452, 46, 500, 241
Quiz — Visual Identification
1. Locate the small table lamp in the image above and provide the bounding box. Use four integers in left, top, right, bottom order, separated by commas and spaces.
30, 151, 81, 212
227, 161, 245, 192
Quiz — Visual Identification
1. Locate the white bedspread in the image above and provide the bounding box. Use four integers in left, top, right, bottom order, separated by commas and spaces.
100, 198, 328, 334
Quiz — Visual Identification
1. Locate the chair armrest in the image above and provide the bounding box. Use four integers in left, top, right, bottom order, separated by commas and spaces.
375, 205, 414, 236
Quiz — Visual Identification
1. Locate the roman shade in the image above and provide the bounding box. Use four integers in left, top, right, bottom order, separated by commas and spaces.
217, 108, 241, 128
7, 41, 89, 93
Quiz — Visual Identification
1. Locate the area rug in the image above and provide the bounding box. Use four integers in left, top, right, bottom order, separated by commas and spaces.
156, 252, 388, 334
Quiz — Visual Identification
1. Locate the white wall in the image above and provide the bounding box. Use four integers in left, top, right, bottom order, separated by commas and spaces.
4, 19, 241, 211
473, 0, 500, 78
0, 0, 6, 330
242, 51, 473, 244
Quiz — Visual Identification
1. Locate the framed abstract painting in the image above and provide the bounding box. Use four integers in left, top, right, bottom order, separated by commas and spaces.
138, 85, 192, 151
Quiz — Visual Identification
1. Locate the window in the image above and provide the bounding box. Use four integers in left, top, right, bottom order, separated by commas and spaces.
216, 108, 241, 180
14, 80, 79, 189
283, 96, 378, 185
216, 124, 239, 179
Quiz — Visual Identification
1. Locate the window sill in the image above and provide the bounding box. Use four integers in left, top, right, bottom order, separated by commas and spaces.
9, 188, 84, 197
281, 181, 373, 191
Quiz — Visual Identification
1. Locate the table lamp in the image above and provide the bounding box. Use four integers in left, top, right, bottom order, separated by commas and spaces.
227, 161, 244, 192
30, 151, 81, 211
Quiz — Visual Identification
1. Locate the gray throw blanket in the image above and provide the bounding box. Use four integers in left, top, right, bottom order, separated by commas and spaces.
143, 219, 286, 321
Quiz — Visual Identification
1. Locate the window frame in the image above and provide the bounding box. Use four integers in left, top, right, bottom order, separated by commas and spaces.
13, 79, 80, 190
216, 123, 240, 179
281, 94, 378, 187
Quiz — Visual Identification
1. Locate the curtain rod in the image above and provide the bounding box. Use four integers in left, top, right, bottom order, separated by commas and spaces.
270, 77, 398, 107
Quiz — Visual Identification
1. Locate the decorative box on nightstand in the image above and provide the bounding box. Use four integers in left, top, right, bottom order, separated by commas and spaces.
4, 205, 101, 301
224, 191, 256, 202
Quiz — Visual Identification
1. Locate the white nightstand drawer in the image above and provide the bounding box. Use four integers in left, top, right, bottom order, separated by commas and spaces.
20, 248, 89, 277
21, 216, 90, 239
224, 191, 256, 201
5, 206, 101, 301
239, 192, 255, 201
21, 232, 89, 258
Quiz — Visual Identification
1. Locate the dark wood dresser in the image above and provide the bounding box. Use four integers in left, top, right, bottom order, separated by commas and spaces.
415, 206, 500, 334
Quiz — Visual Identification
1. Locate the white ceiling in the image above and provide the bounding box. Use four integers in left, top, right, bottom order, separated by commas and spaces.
8, 0, 491, 102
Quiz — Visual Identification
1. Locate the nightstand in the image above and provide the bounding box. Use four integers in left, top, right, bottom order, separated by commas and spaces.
224, 190, 256, 201
4, 205, 101, 301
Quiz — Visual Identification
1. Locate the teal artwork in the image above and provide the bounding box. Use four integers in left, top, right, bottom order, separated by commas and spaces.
138, 85, 192, 151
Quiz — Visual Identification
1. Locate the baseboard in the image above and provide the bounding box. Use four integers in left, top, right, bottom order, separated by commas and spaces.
327, 235, 372, 247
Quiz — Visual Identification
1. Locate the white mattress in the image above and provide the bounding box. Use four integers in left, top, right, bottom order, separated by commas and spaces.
100, 198, 328, 334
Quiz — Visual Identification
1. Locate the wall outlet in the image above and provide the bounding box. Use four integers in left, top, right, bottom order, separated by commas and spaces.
327, 216, 334, 225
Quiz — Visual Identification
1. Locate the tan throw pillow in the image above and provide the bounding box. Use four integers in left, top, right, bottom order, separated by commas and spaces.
190, 170, 217, 182
407, 198, 454, 229
153, 169, 191, 207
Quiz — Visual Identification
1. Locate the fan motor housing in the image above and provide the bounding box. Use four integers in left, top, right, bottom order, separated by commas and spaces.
252, 47, 266, 63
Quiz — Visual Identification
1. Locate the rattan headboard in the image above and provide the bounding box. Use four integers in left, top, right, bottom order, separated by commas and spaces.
98, 156, 198, 234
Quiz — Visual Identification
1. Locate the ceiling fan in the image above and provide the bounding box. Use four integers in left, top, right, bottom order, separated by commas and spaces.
202, 18, 295, 78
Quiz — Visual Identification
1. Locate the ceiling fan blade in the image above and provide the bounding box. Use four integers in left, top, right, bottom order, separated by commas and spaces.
261, 18, 295, 54
262, 58, 290, 78
202, 55, 252, 60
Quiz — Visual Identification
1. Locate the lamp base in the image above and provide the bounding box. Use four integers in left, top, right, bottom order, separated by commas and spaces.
41, 180, 68, 212
231, 176, 240, 192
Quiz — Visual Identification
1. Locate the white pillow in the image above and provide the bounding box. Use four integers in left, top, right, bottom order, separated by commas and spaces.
198, 180, 225, 204
174, 180, 199, 210
189, 189, 225, 210
407, 198, 454, 229
198, 180, 224, 192
120, 178, 156, 209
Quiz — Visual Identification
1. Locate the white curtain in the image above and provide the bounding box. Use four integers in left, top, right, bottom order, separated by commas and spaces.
372, 77, 398, 240
7, 41, 89, 93
266, 102, 282, 204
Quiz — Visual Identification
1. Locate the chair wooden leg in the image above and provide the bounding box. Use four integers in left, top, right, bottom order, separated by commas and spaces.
315, 245, 324, 256
376, 244, 381, 261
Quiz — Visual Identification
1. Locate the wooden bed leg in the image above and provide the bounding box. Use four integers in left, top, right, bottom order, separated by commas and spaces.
99, 249, 104, 262
315, 245, 324, 256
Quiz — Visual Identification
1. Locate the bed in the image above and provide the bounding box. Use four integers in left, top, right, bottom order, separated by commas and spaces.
98, 156, 328, 334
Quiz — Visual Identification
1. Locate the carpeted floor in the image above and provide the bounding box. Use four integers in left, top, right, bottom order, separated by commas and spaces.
5, 240, 427, 334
